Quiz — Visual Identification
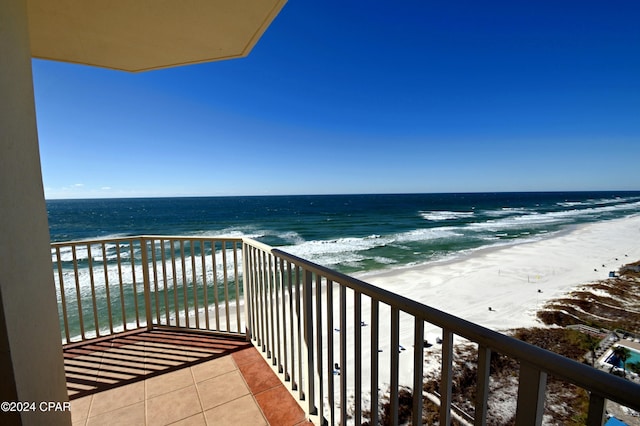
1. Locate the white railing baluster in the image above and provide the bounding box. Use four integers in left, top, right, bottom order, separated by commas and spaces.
440, 329, 454, 425
275, 257, 283, 372
252, 247, 262, 347
287, 261, 297, 388
250, 246, 259, 344
370, 298, 379, 426
279, 258, 289, 378
86, 244, 99, 337
211, 242, 220, 330
390, 306, 400, 426
339, 284, 347, 425
201, 240, 209, 330
55, 247, 70, 343
160, 239, 170, 325
101, 242, 113, 334
222, 241, 230, 332
260, 251, 268, 354
295, 265, 304, 400
515, 362, 547, 425
129, 240, 140, 328
180, 240, 188, 328
303, 269, 316, 415
315, 273, 324, 422
412, 318, 424, 425
354, 290, 362, 426
189, 241, 198, 329
71, 245, 85, 340
326, 279, 335, 425
140, 238, 152, 330
269, 254, 276, 363
150, 239, 160, 325
475, 346, 491, 426
242, 243, 252, 340
115, 242, 126, 329
233, 242, 241, 333
170, 240, 179, 327
586, 393, 606, 426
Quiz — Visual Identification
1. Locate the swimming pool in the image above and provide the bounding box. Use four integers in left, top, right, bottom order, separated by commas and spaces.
605, 345, 640, 368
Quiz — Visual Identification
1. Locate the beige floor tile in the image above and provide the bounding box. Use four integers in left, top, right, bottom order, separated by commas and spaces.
72, 417, 87, 426
67, 332, 307, 426
99, 360, 146, 375
203, 394, 267, 426
196, 370, 249, 411
70, 395, 92, 424
66, 356, 103, 369
190, 356, 236, 383
102, 346, 143, 355
88, 381, 145, 417
95, 369, 139, 383
169, 412, 207, 426
146, 384, 202, 425
86, 401, 145, 426
146, 366, 194, 398
145, 350, 193, 366
65, 367, 100, 381
143, 341, 186, 352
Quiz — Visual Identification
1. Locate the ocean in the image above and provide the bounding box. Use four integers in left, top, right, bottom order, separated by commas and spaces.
48, 191, 640, 276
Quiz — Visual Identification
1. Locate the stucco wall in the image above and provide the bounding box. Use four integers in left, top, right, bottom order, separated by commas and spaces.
0, 0, 70, 424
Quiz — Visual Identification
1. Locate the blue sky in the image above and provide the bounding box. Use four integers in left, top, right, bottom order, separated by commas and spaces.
33, 1, 640, 199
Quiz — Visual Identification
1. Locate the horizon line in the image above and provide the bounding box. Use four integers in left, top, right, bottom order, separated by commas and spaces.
45, 189, 640, 202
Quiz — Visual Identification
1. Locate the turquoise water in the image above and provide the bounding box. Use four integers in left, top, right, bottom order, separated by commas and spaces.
606, 346, 640, 367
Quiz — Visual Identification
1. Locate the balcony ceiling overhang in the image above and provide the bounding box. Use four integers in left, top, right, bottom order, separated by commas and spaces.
27, 0, 287, 72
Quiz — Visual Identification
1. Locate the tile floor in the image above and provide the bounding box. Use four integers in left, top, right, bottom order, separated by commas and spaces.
65, 329, 311, 425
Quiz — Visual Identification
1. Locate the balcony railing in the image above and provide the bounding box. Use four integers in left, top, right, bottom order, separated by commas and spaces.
52, 236, 640, 425
51, 236, 244, 343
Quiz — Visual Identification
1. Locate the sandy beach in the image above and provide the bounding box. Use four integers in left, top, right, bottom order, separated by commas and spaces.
325, 214, 640, 404
358, 213, 640, 332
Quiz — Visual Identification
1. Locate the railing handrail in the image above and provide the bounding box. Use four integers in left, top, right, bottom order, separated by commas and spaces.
51, 235, 244, 247
268, 245, 640, 411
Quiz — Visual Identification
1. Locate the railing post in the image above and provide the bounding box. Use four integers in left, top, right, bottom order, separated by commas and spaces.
475, 346, 491, 426
412, 318, 424, 426
242, 241, 252, 341
390, 307, 400, 426
586, 393, 606, 426
140, 237, 153, 331
339, 283, 347, 425
515, 362, 547, 426
370, 299, 379, 426
354, 290, 362, 426
439, 329, 454, 425
303, 269, 317, 415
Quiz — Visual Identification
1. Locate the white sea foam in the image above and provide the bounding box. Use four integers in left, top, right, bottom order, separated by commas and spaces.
420, 211, 475, 221
52, 243, 126, 263
556, 195, 640, 208
483, 207, 531, 217
202, 227, 305, 245
53, 247, 242, 303
283, 234, 391, 266
275, 230, 305, 244
468, 203, 640, 233
394, 227, 463, 242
